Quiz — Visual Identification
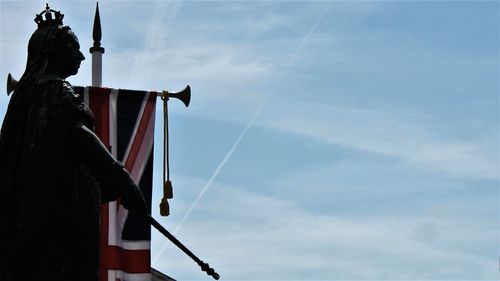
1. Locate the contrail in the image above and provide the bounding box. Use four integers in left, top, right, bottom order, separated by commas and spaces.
130, 1, 182, 83
152, 4, 330, 266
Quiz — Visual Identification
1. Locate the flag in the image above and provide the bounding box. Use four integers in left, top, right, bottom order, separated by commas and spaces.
74, 86, 156, 281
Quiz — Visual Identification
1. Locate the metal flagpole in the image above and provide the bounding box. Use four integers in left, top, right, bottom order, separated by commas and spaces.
90, 2, 104, 87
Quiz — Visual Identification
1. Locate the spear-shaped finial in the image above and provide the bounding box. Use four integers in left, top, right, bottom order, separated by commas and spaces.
90, 2, 104, 53
90, 2, 104, 87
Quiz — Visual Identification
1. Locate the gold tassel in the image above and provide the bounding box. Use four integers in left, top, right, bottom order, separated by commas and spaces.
159, 198, 170, 216
160, 180, 173, 216
163, 180, 173, 198
160, 92, 172, 216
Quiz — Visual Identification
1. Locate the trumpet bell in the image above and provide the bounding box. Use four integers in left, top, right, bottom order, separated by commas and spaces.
168, 85, 191, 107
6, 73, 18, 96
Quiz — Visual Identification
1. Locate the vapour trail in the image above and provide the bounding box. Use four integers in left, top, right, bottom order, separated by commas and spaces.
151, 4, 330, 266
130, 2, 182, 83
174, 6, 329, 234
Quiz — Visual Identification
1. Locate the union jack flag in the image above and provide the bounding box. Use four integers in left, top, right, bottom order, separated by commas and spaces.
74, 86, 156, 281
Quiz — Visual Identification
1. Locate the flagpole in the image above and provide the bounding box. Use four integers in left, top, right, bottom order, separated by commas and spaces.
90, 2, 104, 87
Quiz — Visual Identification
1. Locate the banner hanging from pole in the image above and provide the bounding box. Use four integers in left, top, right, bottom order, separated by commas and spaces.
75, 86, 156, 281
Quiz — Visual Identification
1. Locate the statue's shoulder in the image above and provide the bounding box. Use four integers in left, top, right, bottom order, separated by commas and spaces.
36, 73, 64, 86
36, 73, 76, 102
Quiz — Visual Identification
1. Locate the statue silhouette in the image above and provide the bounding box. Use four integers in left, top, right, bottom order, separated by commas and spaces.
0, 6, 147, 281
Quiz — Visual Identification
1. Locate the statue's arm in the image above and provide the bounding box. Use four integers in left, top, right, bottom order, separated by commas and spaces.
72, 123, 148, 214
42, 78, 146, 213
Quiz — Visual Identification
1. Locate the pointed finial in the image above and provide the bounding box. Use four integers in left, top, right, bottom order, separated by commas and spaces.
90, 2, 105, 54
93, 2, 101, 43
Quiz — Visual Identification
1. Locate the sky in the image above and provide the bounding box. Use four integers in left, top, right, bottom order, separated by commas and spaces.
0, 1, 499, 280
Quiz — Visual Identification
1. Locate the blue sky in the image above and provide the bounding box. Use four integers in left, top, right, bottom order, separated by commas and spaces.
1, 1, 499, 280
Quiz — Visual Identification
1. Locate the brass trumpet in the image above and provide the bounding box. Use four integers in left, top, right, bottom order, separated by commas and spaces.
161, 86, 191, 107
6, 73, 190, 108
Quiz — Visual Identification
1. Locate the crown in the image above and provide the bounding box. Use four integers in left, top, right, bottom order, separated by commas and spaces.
34, 4, 64, 27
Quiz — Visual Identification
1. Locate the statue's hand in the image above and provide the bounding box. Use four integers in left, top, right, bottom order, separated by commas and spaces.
116, 166, 148, 215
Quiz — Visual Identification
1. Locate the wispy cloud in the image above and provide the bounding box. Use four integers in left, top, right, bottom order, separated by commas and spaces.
151, 178, 498, 280
259, 101, 499, 180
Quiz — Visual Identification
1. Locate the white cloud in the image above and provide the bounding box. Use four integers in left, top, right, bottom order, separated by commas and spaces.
151, 178, 497, 280
257, 100, 499, 180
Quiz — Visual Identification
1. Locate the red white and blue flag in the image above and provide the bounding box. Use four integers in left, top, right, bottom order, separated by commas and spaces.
74, 86, 156, 281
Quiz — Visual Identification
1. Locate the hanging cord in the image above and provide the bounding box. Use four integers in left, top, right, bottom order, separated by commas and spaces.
163, 92, 170, 182
160, 91, 173, 216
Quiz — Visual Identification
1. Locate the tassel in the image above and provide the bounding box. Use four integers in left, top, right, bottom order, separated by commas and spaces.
159, 197, 170, 217
163, 180, 173, 198
160, 180, 172, 216
160, 92, 172, 217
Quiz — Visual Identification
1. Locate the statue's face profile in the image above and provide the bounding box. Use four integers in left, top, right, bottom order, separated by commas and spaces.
50, 29, 85, 78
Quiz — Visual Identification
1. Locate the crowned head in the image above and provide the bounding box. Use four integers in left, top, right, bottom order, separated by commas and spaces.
25, 4, 85, 78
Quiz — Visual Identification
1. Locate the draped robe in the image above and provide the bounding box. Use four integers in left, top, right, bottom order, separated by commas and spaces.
0, 73, 116, 281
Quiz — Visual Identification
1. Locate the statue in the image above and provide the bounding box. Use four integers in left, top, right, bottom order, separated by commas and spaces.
0, 6, 147, 281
